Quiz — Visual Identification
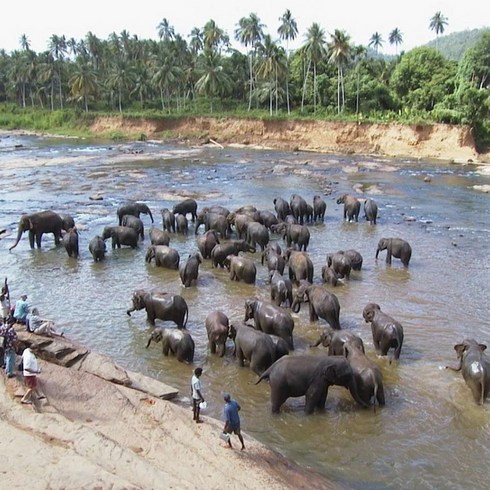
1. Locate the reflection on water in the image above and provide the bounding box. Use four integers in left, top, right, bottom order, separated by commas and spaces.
1, 134, 489, 489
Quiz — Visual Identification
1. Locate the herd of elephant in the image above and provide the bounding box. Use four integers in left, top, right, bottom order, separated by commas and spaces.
7, 194, 489, 411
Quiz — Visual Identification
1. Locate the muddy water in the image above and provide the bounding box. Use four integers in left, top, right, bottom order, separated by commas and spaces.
1, 134, 489, 489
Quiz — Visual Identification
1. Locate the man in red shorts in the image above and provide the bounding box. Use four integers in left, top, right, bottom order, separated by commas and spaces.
20, 346, 43, 404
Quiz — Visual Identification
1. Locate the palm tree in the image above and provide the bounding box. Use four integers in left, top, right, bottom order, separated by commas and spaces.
19, 34, 31, 51
48, 34, 67, 109
388, 28, 403, 55
328, 29, 351, 114
429, 11, 448, 49
189, 27, 203, 55
277, 9, 298, 114
69, 60, 97, 111
106, 60, 135, 112
85, 32, 102, 70
300, 23, 327, 113
157, 18, 175, 42
151, 52, 182, 111
235, 13, 264, 111
352, 45, 367, 115
369, 32, 383, 54
203, 19, 229, 53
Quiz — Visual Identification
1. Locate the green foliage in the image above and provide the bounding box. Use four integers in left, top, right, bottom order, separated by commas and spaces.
425, 28, 488, 61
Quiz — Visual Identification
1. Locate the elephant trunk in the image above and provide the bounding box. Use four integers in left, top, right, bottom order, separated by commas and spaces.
375, 248, 380, 259
145, 337, 152, 348
446, 358, 463, 372
309, 337, 322, 348
148, 210, 154, 223
348, 378, 370, 408
9, 227, 24, 251
126, 304, 136, 316
291, 298, 301, 314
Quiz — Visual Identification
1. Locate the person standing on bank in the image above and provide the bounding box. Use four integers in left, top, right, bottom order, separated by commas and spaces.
20, 346, 43, 404
191, 367, 204, 423
0, 283, 10, 322
223, 393, 245, 450
0, 316, 17, 376
14, 294, 29, 325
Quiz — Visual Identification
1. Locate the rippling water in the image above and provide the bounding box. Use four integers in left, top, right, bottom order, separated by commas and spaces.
1, 133, 489, 489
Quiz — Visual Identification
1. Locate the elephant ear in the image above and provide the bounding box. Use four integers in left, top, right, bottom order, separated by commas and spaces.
28, 218, 34, 230
479, 344, 487, 352
454, 343, 467, 357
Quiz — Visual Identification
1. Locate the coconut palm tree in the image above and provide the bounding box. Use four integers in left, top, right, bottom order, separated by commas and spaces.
48, 34, 67, 109
151, 52, 183, 111
328, 29, 351, 114
203, 19, 229, 54
352, 45, 367, 115
69, 60, 97, 111
277, 9, 298, 114
429, 11, 448, 49
157, 18, 175, 42
369, 32, 383, 54
19, 34, 31, 51
106, 60, 135, 112
189, 27, 203, 55
388, 28, 403, 55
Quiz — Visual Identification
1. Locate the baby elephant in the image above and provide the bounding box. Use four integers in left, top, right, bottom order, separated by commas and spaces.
376, 238, 412, 267
179, 253, 202, 287
311, 327, 365, 356
146, 327, 194, 363
447, 339, 490, 405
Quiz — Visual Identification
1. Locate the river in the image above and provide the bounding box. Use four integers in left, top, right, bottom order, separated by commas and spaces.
1, 133, 489, 489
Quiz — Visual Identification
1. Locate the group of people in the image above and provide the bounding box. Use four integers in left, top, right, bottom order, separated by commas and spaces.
191, 367, 245, 450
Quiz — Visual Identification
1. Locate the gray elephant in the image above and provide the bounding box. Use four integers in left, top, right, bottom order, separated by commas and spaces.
228, 213, 254, 239
258, 210, 279, 230
338, 249, 363, 271
149, 227, 170, 246
305, 204, 314, 223
337, 194, 361, 222
127, 290, 188, 328
284, 249, 314, 285
363, 303, 404, 361
179, 253, 202, 287
255, 355, 369, 413
9, 210, 63, 250
88, 235, 106, 262
269, 334, 290, 361
224, 255, 257, 284
196, 229, 220, 259
161, 208, 176, 233
210, 240, 255, 268
273, 223, 310, 251
313, 195, 327, 222
244, 298, 294, 349
145, 245, 180, 269
117, 202, 153, 225
102, 225, 138, 249
321, 265, 339, 287
310, 327, 365, 355
262, 244, 286, 275
202, 205, 230, 218
269, 270, 293, 308
246, 222, 269, 251
447, 339, 490, 405
229, 322, 277, 375
175, 214, 188, 235
273, 197, 291, 221
327, 252, 352, 280
290, 194, 308, 224
62, 227, 79, 258
364, 198, 378, 225
376, 238, 412, 267
344, 342, 385, 410
172, 199, 198, 222
121, 214, 144, 240
146, 327, 194, 363
205, 311, 230, 357
60, 213, 75, 232
195, 211, 228, 238
292, 281, 341, 330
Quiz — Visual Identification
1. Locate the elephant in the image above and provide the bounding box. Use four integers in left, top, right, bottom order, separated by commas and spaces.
258, 210, 279, 230
195, 211, 228, 238
228, 213, 254, 239
9, 210, 64, 250
310, 327, 365, 356
161, 208, 176, 233
234, 205, 259, 218
175, 214, 189, 235
127, 290, 188, 328
273, 197, 291, 221
102, 226, 138, 249
344, 342, 385, 410
88, 235, 106, 262
363, 303, 404, 361
205, 311, 230, 357
172, 199, 198, 223
327, 252, 352, 280
376, 238, 412, 267
179, 253, 202, 287
284, 214, 298, 225
313, 195, 327, 222
447, 339, 490, 405
121, 214, 144, 240
62, 227, 79, 258
117, 202, 153, 226
290, 194, 308, 225
255, 355, 369, 414
305, 204, 314, 223
269, 334, 290, 361
229, 322, 277, 375
283, 249, 314, 285
196, 229, 220, 259
261, 245, 286, 275
321, 265, 339, 287
273, 223, 310, 251
244, 298, 294, 349
364, 198, 378, 225
337, 194, 361, 222
146, 327, 194, 363
245, 222, 269, 251
60, 213, 75, 232
149, 227, 170, 246
202, 205, 230, 218
338, 249, 363, 271
210, 240, 256, 268
269, 270, 293, 308
224, 255, 257, 284
292, 281, 341, 330
145, 245, 180, 269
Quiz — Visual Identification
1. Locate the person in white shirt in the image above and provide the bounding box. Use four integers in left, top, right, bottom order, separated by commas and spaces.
20, 347, 43, 404
191, 367, 204, 423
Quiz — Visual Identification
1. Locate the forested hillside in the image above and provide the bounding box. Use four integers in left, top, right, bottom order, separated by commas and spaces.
425, 28, 489, 61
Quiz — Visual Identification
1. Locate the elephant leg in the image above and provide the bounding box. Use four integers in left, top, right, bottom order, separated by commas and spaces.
379, 338, 392, 356
209, 340, 216, 354
54, 230, 61, 245
36, 233, 43, 248
236, 348, 245, 367
469, 382, 484, 405
393, 341, 402, 360
305, 383, 325, 414
386, 250, 392, 264
28, 230, 35, 248
377, 384, 386, 405
309, 304, 318, 322
270, 389, 288, 414
162, 341, 170, 356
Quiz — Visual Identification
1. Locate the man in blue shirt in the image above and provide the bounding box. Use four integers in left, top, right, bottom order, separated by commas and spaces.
14, 294, 29, 325
223, 393, 245, 450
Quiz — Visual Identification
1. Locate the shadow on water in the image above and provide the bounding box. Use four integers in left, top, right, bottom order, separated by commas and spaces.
1, 136, 490, 489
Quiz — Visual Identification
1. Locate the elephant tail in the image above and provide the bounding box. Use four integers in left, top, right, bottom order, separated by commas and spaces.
369, 371, 378, 414
182, 305, 189, 329
255, 366, 272, 385
480, 370, 485, 405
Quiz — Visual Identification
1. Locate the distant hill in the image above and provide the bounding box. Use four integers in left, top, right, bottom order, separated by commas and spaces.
425, 28, 489, 61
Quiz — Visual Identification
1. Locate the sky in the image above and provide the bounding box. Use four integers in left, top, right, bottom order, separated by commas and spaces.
1, 0, 488, 55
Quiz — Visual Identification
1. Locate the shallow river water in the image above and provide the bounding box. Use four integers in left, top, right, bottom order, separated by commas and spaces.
1, 134, 489, 489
